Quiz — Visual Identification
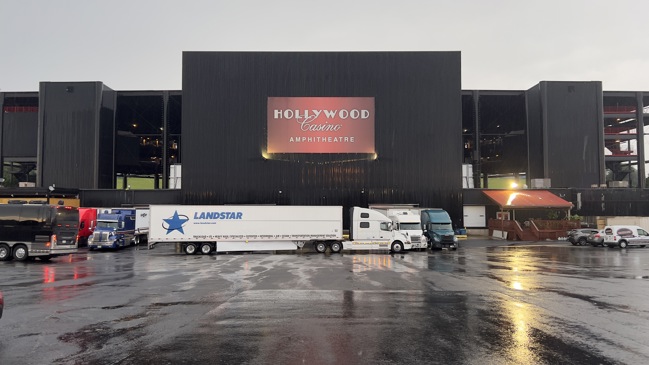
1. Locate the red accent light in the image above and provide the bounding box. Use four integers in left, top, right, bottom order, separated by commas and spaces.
3, 106, 39, 113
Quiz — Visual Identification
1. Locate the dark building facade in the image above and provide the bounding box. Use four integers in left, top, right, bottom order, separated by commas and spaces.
181, 52, 463, 219
526, 81, 605, 188
1, 51, 648, 225
38, 82, 115, 189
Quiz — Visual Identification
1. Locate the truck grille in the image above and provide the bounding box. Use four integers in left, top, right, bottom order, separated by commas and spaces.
440, 235, 455, 243
93, 232, 109, 242
410, 235, 421, 243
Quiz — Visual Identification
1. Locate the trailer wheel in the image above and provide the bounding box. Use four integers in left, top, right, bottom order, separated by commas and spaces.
0, 244, 10, 261
315, 241, 327, 253
184, 243, 197, 255
13, 244, 29, 261
200, 243, 213, 255
330, 242, 342, 253
391, 241, 404, 253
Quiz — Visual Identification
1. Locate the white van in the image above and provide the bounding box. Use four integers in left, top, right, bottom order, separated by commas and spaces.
603, 225, 649, 248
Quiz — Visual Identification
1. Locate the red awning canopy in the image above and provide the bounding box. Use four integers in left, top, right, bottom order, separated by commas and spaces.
482, 190, 573, 209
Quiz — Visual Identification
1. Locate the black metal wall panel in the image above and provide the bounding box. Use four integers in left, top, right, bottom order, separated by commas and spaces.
526, 84, 544, 181
80, 189, 182, 208
2, 111, 38, 158
39, 82, 114, 189
542, 81, 603, 188
576, 188, 649, 216
181, 52, 463, 222
98, 86, 116, 188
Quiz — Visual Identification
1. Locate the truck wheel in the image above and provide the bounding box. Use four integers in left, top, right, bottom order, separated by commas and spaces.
13, 244, 29, 261
0, 244, 10, 261
391, 241, 404, 253
315, 242, 327, 253
200, 243, 213, 254
619, 240, 628, 249
330, 242, 342, 253
184, 243, 197, 255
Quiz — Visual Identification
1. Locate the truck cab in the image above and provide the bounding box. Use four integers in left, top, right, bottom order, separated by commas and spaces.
88, 210, 135, 250
421, 209, 458, 250
78, 208, 97, 247
346, 207, 412, 252
387, 210, 425, 249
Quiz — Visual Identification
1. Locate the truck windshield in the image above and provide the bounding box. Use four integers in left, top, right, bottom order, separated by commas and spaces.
54, 208, 79, 227
97, 221, 119, 229
430, 223, 453, 231
399, 223, 421, 230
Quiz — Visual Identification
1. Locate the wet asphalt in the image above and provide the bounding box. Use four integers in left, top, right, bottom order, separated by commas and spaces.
0, 239, 648, 365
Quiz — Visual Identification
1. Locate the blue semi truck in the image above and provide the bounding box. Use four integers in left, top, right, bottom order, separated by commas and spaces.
421, 208, 458, 250
88, 208, 136, 250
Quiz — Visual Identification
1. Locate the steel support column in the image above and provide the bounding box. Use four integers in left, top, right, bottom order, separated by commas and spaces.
637, 92, 645, 188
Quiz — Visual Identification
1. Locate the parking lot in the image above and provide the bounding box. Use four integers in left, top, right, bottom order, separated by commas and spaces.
1, 239, 648, 364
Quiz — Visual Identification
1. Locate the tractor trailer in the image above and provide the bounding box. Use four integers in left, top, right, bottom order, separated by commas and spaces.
421, 208, 458, 250
148, 205, 411, 254
369, 205, 425, 250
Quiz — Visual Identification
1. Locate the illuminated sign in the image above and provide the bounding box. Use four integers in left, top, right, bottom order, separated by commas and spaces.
267, 97, 375, 153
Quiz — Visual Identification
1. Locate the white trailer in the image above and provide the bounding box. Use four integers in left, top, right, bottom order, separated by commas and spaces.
369, 205, 425, 249
148, 205, 411, 255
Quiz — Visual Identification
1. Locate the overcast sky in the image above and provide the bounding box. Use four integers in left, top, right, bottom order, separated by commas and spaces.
1, 0, 648, 92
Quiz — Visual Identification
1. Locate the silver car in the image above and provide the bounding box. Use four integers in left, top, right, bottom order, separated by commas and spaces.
567, 228, 599, 246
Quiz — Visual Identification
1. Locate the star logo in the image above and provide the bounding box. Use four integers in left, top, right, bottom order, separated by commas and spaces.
162, 211, 189, 235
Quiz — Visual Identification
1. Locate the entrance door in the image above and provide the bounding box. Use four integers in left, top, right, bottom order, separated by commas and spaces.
463, 205, 486, 228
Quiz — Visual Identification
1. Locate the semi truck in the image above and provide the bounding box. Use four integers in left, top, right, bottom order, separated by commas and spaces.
78, 207, 97, 247
421, 208, 458, 250
87, 208, 150, 249
147, 205, 411, 255
369, 205, 425, 250
0, 204, 79, 261
88, 209, 136, 250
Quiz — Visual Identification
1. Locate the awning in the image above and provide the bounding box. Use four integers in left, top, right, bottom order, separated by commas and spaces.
482, 190, 573, 209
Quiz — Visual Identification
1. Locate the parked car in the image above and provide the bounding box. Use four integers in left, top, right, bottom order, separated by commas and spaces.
0, 291, 3, 319
587, 229, 606, 247
567, 228, 599, 246
603, 225, 649, 248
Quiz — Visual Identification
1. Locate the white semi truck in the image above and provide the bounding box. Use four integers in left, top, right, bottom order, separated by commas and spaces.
370, 205, 425, 250
147, 205, 411, 255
